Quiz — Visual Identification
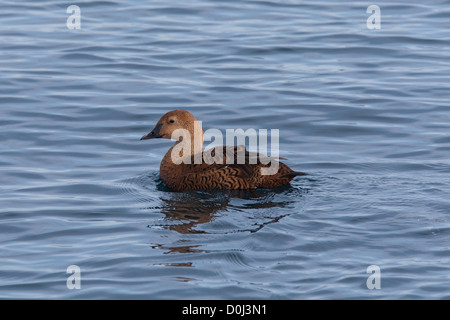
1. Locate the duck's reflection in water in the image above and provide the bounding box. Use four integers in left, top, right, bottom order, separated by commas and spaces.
154, 184, 302, 235
145, 181, 306, 258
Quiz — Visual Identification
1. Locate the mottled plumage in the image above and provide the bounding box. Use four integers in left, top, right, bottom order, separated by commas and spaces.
141, 110, 306, 191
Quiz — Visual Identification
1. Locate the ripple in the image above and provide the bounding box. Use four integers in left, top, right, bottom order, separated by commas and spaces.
60, 53, 114, 62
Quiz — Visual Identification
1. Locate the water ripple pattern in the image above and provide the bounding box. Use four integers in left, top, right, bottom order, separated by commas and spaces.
1, 0, 449, 299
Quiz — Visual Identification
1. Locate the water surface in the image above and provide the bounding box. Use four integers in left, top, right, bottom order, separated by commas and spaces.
1, 0, 449, 299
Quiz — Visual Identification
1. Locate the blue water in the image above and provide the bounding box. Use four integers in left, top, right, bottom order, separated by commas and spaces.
1, 0, 449, 299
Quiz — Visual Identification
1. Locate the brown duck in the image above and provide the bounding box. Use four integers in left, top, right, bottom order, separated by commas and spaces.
140, 110, 306, 191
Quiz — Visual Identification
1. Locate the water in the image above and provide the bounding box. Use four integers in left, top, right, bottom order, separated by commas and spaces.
1, 0, 449, 299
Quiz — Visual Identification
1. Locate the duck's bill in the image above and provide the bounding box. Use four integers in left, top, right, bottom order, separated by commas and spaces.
140, 123, 163, 140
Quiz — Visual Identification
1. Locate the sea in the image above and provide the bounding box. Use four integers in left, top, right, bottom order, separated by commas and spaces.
0, 0, 449, 299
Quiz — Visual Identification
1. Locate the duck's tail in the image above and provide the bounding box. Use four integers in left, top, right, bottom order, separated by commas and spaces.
282, 171, 307, 178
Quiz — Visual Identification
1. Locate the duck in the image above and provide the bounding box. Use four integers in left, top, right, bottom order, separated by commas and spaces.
140, 110, 306, 191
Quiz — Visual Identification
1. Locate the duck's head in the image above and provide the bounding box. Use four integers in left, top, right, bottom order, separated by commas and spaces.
140, 110, 202, 142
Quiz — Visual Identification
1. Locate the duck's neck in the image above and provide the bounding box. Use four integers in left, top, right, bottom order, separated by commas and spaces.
163, 127, 204, 165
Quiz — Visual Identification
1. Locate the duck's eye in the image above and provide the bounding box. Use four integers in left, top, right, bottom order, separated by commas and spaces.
169, 119, 175, 123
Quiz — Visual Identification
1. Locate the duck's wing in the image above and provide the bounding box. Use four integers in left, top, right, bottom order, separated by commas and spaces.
185, 145, 280, 179
176, 146, 303, 190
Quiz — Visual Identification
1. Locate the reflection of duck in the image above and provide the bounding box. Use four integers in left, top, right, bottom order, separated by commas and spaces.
140, 110, 306, 191
155, 185, 301, 235
159, 191, 228, 234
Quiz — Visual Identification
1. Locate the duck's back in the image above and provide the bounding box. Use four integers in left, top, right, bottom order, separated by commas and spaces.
160, 145, 305, 191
